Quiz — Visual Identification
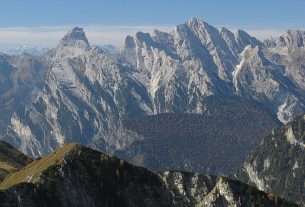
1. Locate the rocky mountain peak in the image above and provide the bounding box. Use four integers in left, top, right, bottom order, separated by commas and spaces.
186, 17, 217, 35
234, 29, 263, 48
151, 29, 171, 41
134, 31, 153, 46
122, 35, 136, 48
219, 27, 241, 54
241, 45, 263, 59
59, 27, 91, 49
265, 29, 305, 50
284, 29, 305, 48
173, 18, 208, 35
187, 17, 214, 30
187, 17, 204, 26
120, 32, 153, 52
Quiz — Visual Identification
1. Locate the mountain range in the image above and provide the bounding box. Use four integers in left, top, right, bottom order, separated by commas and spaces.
1, 18, 305, 176
0, 17, 305, 206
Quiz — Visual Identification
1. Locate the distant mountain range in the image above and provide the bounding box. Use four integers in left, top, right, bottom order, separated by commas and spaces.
1, 18, 305, 177
0, 45, 117, 56
0, 46, 50, 56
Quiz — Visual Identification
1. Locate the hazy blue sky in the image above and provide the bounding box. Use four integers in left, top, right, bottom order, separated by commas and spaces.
0, 0, 304, 47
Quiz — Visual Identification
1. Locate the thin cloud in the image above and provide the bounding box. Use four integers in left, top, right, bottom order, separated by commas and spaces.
0, 25, 173, 48
85, 25, 173, 46
246, 29, 286, 40
0, 25, 298, 49
226, 27, 287, 40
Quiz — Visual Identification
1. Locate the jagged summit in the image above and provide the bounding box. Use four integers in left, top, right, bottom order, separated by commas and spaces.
234, 29, 263, 48
265, 29, 305, 50
134, 31, 152, 43
174, 17, 212, 34
283, 29, 305, 48
286, 29, 305, 42
187, 17, 206, 25
122, 35, 136, 48
59, 26, 90, 49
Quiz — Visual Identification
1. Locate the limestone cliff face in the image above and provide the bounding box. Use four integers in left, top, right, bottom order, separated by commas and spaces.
5, 27, 149, 157
119, 19, 305, 123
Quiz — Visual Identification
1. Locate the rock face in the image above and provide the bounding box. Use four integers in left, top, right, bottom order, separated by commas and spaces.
119, 18, 305, 122
4, 27, 151, 157
236, 114, 305, 206
0, 144, 298, 207
0, 53, 48, 133
1, 18, 305, 163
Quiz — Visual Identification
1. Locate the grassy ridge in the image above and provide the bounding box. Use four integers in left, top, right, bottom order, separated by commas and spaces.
0, 143, 76, 189
0, 140, 32, 182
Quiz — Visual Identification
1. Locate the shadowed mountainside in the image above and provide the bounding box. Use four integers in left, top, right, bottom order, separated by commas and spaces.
0, 143, 298, 207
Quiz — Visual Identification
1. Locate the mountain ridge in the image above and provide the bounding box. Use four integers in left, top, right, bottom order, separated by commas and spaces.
0, 143, 299, 207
